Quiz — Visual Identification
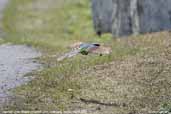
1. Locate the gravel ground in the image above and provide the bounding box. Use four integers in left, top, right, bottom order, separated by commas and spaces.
0, 44, 41, 101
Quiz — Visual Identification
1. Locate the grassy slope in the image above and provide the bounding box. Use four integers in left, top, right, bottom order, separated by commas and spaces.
2, 0, 171, 113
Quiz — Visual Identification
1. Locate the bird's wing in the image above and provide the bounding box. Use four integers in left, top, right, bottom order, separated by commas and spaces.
57, 49, 80, 61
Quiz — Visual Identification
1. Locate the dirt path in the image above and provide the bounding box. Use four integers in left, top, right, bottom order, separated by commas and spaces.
0, 0, 42, 106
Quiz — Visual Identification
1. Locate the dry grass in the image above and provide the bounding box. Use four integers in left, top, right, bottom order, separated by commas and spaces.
72, 32, 171, 114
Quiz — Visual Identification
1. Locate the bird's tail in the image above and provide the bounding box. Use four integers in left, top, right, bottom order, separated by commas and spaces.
57, 50, 80, 61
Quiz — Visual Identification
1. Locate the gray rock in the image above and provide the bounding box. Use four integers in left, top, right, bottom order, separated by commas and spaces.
91, 0, 113, 34
91, 0, 171, 37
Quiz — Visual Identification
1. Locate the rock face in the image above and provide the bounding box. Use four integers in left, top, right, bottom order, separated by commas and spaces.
91, 0, 171, 37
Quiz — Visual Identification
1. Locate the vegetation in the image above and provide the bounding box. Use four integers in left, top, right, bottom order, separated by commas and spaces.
2, 0, 171, 113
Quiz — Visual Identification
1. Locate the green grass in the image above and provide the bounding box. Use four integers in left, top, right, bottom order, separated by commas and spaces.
2, 0, 171, 113
3, 0, 111, 50
0, 38, 4, 44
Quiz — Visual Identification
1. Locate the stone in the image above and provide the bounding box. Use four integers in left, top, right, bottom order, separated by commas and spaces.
91, 0, 171, 37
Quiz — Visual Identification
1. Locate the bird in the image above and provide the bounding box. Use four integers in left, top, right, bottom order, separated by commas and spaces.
57, 42, 112, 61
79, 43, 101, 55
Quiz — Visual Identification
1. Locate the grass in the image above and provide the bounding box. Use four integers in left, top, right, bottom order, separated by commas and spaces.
2, 0, 171, 113
3, 0, 111, 50
0, 38, 4, 44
